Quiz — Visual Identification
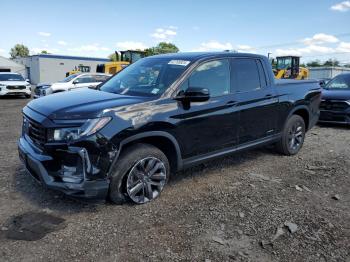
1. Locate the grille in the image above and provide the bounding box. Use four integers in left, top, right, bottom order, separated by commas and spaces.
26, 117, 47, 148
320, 100, 349, 111
6, 85, 26, 90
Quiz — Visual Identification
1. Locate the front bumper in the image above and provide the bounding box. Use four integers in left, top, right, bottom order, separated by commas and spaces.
18, 136, 110, 200
0, 87, 31, 96
319, 110, 350, 124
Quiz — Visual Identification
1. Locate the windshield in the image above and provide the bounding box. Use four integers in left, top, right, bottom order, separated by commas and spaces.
325, 74, 350, 90
0, 74, 24, 81
100, 57, 191, 97
276, 57, 292, 70
59, 74, 80, 83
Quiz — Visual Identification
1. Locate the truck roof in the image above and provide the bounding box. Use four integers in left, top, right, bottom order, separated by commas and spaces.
149, 52, 267, 61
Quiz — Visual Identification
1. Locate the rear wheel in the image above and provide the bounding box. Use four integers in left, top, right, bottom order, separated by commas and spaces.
109, 143, 169, 204
276, 115, 305, 155
25, 94, 31, 99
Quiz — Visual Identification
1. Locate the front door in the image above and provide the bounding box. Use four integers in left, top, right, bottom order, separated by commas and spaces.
172, 59, 240, 159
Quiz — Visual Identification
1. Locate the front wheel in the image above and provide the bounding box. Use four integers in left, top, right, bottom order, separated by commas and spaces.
109, 143, 170, 204
276, 115, 305, 155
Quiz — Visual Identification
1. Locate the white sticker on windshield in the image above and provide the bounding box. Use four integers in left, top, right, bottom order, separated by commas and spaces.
168, 60, 190, 66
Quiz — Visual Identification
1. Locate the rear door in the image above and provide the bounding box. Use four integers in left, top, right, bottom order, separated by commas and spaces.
231, 58, 279, 144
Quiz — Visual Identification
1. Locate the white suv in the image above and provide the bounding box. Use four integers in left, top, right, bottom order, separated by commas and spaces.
34, 73, 111, 98
0, 72, 31, 98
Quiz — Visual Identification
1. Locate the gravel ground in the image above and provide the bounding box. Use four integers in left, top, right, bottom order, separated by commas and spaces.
0, 95, 349, 262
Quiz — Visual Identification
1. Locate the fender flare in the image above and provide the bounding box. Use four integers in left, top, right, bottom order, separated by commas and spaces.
285, 105, 311, 130
107, 131, 183, 176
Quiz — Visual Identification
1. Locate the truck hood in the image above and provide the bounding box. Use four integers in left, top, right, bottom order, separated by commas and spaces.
0, 80, 29, 86
26, 88, 149, 120
322, 89, 350, 101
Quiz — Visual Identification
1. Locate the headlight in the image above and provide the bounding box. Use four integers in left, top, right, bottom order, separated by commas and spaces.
48, 117, 111, 142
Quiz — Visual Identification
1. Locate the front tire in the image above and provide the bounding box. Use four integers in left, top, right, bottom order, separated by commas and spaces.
276, 115, 305, 155
109, 143, 170, 204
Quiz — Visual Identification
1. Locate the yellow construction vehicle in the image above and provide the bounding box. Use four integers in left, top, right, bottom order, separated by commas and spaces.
96, 50, 146, 75
66, 64, 91, 77
273, 56, 309, 80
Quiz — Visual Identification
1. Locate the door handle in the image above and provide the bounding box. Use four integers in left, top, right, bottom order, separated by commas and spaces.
265, 94, 273, 98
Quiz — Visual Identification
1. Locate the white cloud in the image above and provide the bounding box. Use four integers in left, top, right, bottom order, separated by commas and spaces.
336, 41, 350, 52
68, 44, 110, 53
151, 26, 177, 41
275, 45, 335, 56
58, 40, 68, 46
331, 1, 350, 11
302, 33, 339, 45
193, 41, 233, 51
237, 44, 255, 53
38, 31, 51, 37
116, 41, 148, 50
0, 48, 5, 54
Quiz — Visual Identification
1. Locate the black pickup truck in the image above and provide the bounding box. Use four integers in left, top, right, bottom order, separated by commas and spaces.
18, 52, 321, 204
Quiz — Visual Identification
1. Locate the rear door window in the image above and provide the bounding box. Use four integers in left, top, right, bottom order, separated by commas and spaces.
231, 59, 261, 92
94, 75, 110, 82
256, 60, 268, 88
76, 75, 95, 84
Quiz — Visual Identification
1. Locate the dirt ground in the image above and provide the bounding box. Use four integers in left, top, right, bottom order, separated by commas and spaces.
0, 95, 349, 262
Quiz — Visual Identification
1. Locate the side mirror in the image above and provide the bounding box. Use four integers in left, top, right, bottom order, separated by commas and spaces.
72, 79, 80, 85
25, 79, 30, 82
175, 87, 210, 102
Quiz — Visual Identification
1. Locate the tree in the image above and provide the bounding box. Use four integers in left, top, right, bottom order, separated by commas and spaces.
145, 42, 179, 56
108, 52, 119, 61
323, 59, 339, 67
41, 50, 49, 54
306, 60, 321, 67
10, 44, 29, 58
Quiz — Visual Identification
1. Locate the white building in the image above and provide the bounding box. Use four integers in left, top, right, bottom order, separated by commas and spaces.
309, 67, 350, 79
15, 54, 109, 84
0, 56, 26, 76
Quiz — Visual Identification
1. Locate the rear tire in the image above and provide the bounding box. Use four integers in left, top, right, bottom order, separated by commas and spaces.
109, 143, 170, 204
276, 115, 305, 155
25, 94, 31, 99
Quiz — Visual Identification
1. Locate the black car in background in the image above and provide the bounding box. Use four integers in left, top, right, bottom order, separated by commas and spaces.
319, 73, 350, 124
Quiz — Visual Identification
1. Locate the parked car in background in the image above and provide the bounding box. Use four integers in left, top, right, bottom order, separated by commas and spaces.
318, 78, 331, 88
319, 73, 350, 124
18, 52, 321, 204
34, 73, 111, 98
0, 72, 31, 98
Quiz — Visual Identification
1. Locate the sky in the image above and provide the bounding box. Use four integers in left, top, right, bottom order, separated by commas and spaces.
0, 0, 350, 63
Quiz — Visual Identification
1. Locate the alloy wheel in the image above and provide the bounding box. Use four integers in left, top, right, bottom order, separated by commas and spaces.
126, 157, 167, 204
288, 121, 304, 151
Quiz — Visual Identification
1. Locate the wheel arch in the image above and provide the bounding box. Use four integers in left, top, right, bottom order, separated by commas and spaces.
109, 131, 183, 175
287, 105, 310, 130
